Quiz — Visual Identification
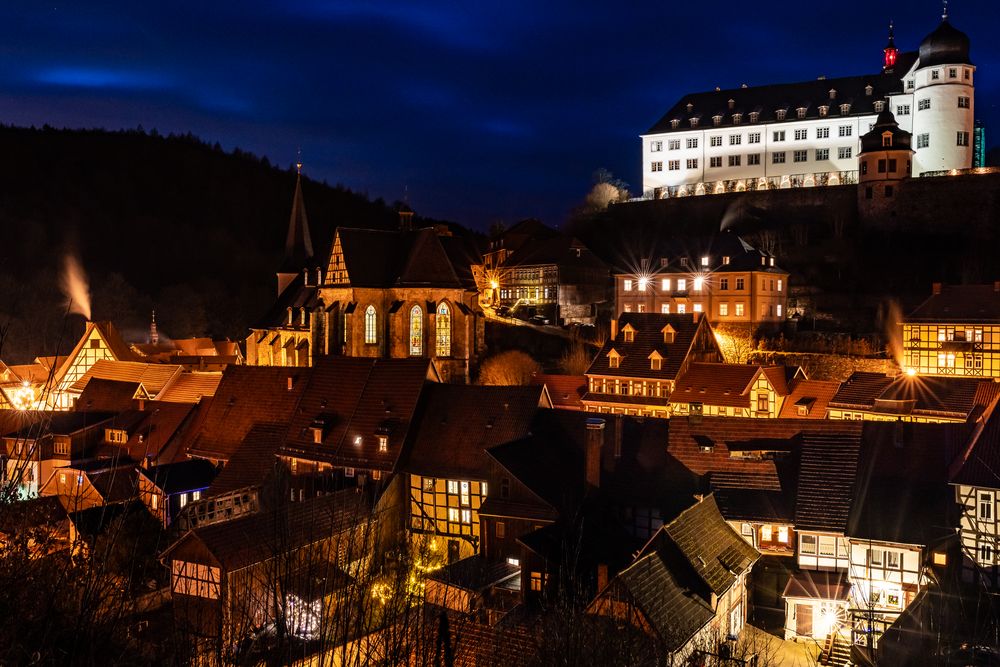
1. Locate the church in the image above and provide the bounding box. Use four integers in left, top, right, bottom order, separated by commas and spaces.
641, 10, 975, 198
246, 168, 485, 383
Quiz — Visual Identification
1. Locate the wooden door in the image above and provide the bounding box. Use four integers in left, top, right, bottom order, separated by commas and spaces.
796, 603, 813, 636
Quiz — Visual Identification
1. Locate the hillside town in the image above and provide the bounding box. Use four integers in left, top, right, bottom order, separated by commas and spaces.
3, 8, 1000, 667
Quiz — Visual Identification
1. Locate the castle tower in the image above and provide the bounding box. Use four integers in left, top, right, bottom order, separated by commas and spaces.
910, 6, 975, 175
883, 21, 898, 73
858, 109, 914, 217
276, 158, 315, 296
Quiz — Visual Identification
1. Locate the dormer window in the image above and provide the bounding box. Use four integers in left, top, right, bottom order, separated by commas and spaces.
749, 111, 759, 123
882, 132, 893, 147
689, 118, 699, 128
649, 351, 663, 371
671, 119, 680, 129
700, 256, 710, 267
287, 307, 294, 325
378, 435, 388, 453
728, 98, 735, 110
686, 103, 694, 113
680, 257, 690, 268
829, 89, 837, 100
840, 103, 851, 115
712, 115, 722, 127
775, 109, 787, 121
865, 85, 873, 96
622, 324, 636, 343
608, 349, 621, 369
732, 113, 742, 125
723, 256, 731, 265
874, 100, 885, 112
796, 107, 807, 119
819, 105, 829, 117
662, 325, 676, 344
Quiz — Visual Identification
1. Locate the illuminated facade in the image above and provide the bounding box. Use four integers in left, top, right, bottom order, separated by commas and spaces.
669, 362, 798, 419
641, 15, 974, 198
902, 283, 1000, 378
614, 233, 788, 330
827, 371, 1000, 423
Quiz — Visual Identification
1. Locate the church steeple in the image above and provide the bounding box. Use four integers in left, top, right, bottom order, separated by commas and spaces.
883, 20, 898, 72
277, 154, 315, 295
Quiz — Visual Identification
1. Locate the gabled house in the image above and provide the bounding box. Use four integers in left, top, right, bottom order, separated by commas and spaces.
400, 383, 550, 563
68, 359, 185, 406
47, 321, 140, 409
138, 459, 219, 527
588, 495, 759, 663
777, 378, 840, 418
902, 282, 1000, 379
669, 362, 801, 418
162, 490, 373, 652
41, 457, 140, 512
583, 312, 722, 417
828, 370, 1000, 423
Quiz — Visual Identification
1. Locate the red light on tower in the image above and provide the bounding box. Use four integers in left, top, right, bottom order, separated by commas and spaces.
883, 21, 898, 71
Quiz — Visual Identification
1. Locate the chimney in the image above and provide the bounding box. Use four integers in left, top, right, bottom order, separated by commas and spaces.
994, 281, 1000, 293
610, 319, 618, 340
287, 376, 295, 391
932, 282, 942, 295
585, 418, 605, 488
597, 563, 609, 592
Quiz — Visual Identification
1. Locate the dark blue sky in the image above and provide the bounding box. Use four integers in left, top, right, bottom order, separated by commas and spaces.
1, 1, 996, 228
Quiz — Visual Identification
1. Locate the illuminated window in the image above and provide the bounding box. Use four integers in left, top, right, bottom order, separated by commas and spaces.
777, 279, 783, 291
624, 329, 634, 343
761, 525, 772, 541
408, 306, 423, 356
461, 509, 471, 524
638, 277, 648, 291
192, 490, 201, 501
757, 394, 769, 412
623, 279, 633, 292
693, 303, 702, 313
460, 481, 470, 506
735, 303, 745, 317
660, 304, 670, 314
719, 303, 728, 316
507, 556, 520, 567
179, 493, 188, 508
800, 534, 817, 555
378, 436, 388, 453
677, 279, 687, 291
661, 278, 671, 291
777, 304, 783, 317
778, 526, 789, 543
693, 277, 704, 291
651, 357, 661, 371
423, 477, 434, 492
436, 302, 451, 357
496, 522, 505, 538
886, 551, 901, 569
171, 561, 221, 599
609, 354, 620, 369
979, 492, 994, 521
448, 508, 460, 523
447, 480, 459, 494
530, 571, 543, 592
677, 304, 686, 314
364, 305, 377, 344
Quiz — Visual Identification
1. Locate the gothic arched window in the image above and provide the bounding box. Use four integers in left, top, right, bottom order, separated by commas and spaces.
364, 306, 377, 344
409, 305, 423, 356
436, 303, 451, 357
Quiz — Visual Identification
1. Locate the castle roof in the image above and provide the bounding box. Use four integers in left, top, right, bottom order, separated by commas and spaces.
918, 19, 972, 68
859, 109, 914, 153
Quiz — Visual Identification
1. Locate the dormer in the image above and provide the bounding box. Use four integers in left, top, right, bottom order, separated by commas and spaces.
796, 107, 807, 119
310, 418, 325, 444
621, 323, 637, 343
648, 350, 664, 371
732, 113, 742, 125
775, 108, 787, 121
829, 88, 837, 100
671, 119, 681, 129
818, 105, 829, 117
728, 98, 736, 110
882, 131, 893, 147
686, 103, 694, 113
607, 348, 622, 369
874, 100, 885, 112
749, 111, 759, 124
689, 118, 699, 128
661, 324, 677, 344
839, 103, 851, 115
711, 115, 722, 127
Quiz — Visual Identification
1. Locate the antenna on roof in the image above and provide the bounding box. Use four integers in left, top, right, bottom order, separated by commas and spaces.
942, 0, 948, 21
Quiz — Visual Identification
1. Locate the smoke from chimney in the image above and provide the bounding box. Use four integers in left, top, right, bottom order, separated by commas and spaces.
61, 253, 91, 320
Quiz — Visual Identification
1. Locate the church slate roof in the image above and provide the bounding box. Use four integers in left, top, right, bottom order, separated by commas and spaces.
279, 172, 314, 274
646, 59, 917, 135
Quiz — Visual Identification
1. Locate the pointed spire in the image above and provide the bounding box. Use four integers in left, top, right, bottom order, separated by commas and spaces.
942, 0, 949, 21
284, 157, 314, 266
887, 20, 895, 47
883, 19, 899, 71
150, 310, 159, 346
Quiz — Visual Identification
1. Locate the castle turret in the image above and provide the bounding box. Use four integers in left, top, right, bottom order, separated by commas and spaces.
858, 109, 914, 216
910, 9, 974, 175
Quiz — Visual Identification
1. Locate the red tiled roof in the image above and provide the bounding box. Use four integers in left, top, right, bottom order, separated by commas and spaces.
531, 374, 586, 410
280, 356, 433, 470
186, 366, 311, 461
75, 378, 142, 412
402, 384, 546, 479
777, 379, 840, 419
158, 372, 222, 404
208, 422, 286, 497
671, 363, 786, 409
70, 359, 182, 396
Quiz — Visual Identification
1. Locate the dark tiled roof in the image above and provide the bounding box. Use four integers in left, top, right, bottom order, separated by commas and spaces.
207, 422, 286, 497
502, 234, 609, 274
586, 312, 717, 381
713, 488, 791, 523
611, 232, 786, 276
335, 227, 480, 290
186, 365, 310, 461
906, 284, 1000, 323
401, 384, 545, 479
782, 570, 850, 601
140, 458, 218, 495
252, 270, 321, 329
425, 555, 519, 592
76, 379, 141, 412
70, 359, 181, 396
795, 429, 864, 533
831, 371, 997, 419
777, 379, 840, 418
646, 65, 915, 135
88, 466, 141, 504
118, 403, 198, 464
5, 411, 116, 439
672, 363, 791, 409
850, 422, 970, 545
280, 356, 432, 469
860, 109, 912, 153
952, 406, 1000, 488
165, 490, 369, 571
280, 173, 314, 273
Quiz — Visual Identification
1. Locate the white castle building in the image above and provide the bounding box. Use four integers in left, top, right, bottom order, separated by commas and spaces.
641, 11, 974, 198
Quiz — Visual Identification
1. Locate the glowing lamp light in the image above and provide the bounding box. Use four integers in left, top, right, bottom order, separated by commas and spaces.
814, 606, 840, 637
354, 435, 363, 445
638, 277, 649, 291
490, 280, 499, 290
906, 367, 917, 377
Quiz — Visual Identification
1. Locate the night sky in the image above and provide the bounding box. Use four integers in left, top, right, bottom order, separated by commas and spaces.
1, 1, 997, 229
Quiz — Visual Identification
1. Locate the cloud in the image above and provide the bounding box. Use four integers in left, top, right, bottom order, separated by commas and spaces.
34, 66, 170, 91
